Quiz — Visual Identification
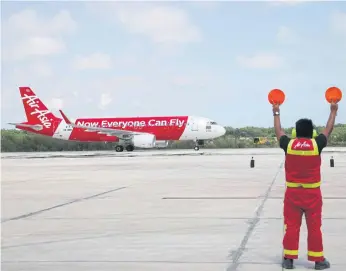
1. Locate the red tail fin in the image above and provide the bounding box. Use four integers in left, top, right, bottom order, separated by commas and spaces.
19, 87, 59, 130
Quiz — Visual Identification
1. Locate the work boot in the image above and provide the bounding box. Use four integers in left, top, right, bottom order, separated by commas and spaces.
315, 258, 330, 270
282, 257, 294, 269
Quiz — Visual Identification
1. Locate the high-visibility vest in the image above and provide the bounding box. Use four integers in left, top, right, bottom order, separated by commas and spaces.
285, 138, 321, 188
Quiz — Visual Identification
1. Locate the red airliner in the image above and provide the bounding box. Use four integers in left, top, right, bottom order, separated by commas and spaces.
9, 87, 226, 152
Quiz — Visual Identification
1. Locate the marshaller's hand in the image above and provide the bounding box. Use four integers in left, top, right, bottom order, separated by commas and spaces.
331, 102, 338, 113
272, 103, 280, 114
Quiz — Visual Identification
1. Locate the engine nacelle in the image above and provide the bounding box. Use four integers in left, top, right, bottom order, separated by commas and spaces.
155, 140, 169, 148
132, 134, 156, 148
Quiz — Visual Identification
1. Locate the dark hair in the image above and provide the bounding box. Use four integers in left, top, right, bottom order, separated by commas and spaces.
295, 118, 314, 138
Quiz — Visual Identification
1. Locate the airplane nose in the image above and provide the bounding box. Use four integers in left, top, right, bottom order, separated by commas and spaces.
219, 126, 226, 136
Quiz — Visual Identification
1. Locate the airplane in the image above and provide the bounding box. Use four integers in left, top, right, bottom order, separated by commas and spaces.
9, 86, 226, 152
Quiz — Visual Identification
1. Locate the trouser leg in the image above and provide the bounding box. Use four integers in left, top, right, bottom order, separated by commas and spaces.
283, 196, 303, 259
305, 197, 324, 262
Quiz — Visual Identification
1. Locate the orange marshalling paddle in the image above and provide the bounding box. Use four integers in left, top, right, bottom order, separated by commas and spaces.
268, 89, 285, 105
325, 86, 342, 103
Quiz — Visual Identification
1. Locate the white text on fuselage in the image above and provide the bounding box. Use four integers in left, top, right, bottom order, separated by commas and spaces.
76, 119, 185, 129
21, 94, 52, 128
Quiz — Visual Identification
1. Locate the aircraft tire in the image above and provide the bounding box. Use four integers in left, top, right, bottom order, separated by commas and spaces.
115, 145, 124, 152
125, 145, 134, 152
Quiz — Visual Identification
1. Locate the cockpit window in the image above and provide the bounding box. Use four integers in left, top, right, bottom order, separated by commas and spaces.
210, 121, 217, 125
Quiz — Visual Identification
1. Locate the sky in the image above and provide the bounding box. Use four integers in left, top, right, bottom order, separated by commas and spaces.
1, 0, 346, 129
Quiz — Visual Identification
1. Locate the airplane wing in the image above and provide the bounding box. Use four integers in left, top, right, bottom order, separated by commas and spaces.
58, 110, 148, 137
8, 123, 43, 131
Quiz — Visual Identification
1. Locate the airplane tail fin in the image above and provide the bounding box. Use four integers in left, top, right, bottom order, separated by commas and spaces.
19, 86, 60, 130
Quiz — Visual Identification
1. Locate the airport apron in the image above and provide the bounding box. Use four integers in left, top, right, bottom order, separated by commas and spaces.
283, 138, 325, 262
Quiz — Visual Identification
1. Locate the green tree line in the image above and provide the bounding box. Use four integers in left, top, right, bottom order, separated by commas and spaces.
1, 124, 345, 152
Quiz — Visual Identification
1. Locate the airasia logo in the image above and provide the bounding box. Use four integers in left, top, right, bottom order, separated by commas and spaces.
292, 140, 312, 150
21, 93, 52, 129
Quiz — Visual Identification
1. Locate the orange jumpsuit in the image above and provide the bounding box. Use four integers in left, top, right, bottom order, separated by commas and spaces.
281, 136, 325, 262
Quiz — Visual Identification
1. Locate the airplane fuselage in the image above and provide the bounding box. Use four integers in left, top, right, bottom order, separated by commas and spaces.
50, 116, 226, 142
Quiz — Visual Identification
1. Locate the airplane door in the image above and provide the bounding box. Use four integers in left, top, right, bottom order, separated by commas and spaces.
190, 118, 198, 131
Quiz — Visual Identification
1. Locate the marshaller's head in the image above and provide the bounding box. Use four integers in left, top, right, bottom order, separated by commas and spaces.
295, 118, 314, 138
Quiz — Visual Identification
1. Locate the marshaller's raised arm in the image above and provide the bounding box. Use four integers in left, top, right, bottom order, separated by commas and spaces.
273, 104, 286, 141
322, 102, 338, 138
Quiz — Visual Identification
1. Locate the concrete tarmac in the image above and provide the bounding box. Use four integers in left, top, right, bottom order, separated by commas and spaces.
1, 148, 346, 270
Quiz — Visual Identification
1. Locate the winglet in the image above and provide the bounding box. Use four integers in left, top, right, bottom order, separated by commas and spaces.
59, 110, 73, 124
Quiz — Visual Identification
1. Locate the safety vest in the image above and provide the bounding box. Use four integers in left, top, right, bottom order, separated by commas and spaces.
285, 138, 321, 188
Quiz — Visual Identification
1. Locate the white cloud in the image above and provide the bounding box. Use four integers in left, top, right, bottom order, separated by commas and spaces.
277, 26, 298, 44
330, 11, 346, 37
72, 53, 112, 70
3, 9, 77, 61
236, 53, 284, 69
98, 93, 112, 110
13, 37, 65, 59
6, 9, 76, 36
88, 3, 201, 45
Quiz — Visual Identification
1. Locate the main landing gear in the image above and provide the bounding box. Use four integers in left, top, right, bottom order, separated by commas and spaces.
194, 139, 204, 151
115, 145, 134, 152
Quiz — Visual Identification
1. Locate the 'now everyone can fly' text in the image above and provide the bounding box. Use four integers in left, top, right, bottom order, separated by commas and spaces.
76, 119, 186, 129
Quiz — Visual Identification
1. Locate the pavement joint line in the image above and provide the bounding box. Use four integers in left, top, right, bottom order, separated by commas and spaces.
268, 197, 346, 200
162, 197, 346, 200
11, 215, 346, 221
1, 187, 127, 223
2, 217, 345, 221
226, 161, 284, 271
162, 197, 261, 200
2, 260, 346, 266
0, 260, 235, 264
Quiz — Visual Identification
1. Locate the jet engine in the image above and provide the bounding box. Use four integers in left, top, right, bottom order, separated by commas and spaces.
132, 134, 156, 148
155, 140, 169, 148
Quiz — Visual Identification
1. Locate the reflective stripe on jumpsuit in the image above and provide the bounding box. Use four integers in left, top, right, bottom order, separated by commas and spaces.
283, 138, 325, 262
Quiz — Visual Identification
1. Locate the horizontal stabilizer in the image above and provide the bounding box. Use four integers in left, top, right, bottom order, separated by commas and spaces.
8, 123, 43, 131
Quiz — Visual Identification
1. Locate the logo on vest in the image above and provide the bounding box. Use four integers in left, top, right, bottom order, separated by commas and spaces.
294, 141, 310, 148
292, 140, 313, 150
